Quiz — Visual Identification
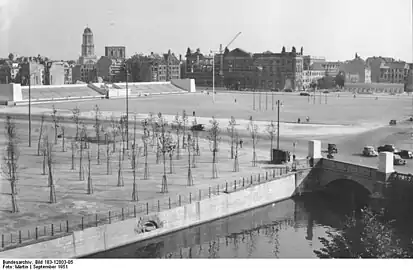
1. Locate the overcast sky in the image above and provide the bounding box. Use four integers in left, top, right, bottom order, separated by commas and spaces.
0, 0, 411, 62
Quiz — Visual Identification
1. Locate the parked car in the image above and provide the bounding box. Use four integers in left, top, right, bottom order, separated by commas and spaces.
323, 90, 329, 94
378, 144, 398, 153
190, 124, 205, 131
284, 89, 293, 92
389, 120, 397, 125
395, 150, 413, 159
299, 92, 310, 96
394, 154, 406, 165
362, 146, 378, 157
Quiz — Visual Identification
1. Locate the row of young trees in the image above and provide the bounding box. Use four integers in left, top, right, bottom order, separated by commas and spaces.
2, 105, 279, 213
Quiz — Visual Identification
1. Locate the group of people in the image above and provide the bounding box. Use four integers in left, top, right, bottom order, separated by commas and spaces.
297, 116, 310, 124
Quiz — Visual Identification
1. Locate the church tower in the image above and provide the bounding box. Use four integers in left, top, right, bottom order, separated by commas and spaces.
79, 26, 97, 64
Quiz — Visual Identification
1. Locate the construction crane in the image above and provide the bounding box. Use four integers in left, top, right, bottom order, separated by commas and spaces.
211, 32, 242, 103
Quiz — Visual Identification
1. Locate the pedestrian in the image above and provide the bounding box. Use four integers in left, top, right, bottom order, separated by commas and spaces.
239, 139, 243, 148
235, 98, 237, 103
193, 111, 195, 117
306, 116, 310, 123
297, 118, 301, 123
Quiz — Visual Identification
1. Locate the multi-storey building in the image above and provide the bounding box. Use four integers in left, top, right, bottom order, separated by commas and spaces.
379, 61, 410, 84
366, 56, 395, 83
96, 56, 125, 82
339, 55, 371, 83
303, 55, 326, 70
128, 50, 180, 82
20, 61, 45, 85
302, 65, 325, 90
45, 62, 65, 85
184, 47, 226, 86
252, 47, 304, 91
72, 63, 96, 83
222, 48, 254, 89
64, 62, 73, 84
105, 46, 126, 59
319, 61, 342, 77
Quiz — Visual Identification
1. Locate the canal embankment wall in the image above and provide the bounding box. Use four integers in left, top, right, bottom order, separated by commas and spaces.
0, 172, 308, 258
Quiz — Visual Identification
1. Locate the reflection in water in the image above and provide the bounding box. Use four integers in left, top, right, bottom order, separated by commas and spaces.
88, 190, 369, 259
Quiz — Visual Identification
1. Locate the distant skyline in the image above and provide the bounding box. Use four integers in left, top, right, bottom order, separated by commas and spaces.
0, 0, 412, 62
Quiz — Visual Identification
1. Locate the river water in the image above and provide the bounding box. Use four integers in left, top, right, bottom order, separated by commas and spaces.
88, 192, 361, 258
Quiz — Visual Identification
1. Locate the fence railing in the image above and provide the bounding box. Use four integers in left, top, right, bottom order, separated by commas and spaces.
0, 167, 290, 251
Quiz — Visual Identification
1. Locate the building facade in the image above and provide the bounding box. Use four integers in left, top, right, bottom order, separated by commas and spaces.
72, 63, 96, 83
222, 48, 254, 89
252, 47, 303, 91
365, 56, 394, 83
319, 62, 342, 77
105, 46, 126, 59
64, 62, 73, 84
339, 55, 371, 83
96, 56, 125, 82
303, 55, 326, 70
379, 61, 410, 84
302, 66, 325, 90
45, 62, 65, 85
20, 61, 45, 85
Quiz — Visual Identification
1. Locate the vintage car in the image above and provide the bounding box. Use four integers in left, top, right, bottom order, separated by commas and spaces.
362, 146, 378, 157
395, 150, 413, 159
299, 92, 310, 96
377, 144, 398, 153
190, 124, 205, 131
389, 120, 397, 125
394, 154, 406, 166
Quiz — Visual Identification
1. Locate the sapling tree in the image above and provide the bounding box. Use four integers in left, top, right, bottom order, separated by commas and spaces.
86, 148, 93, 194
157, 113, 169, 193
148, 112, 157, 148
119, 114, 128, 160
187, 134, 194, 186
117, 144, 124, 187
110, 115, 119, 153
70, 140, 78, 170
2, 116, 19, 213
60, 123, 66, 152
37, 113, 45, 156
71, 106, 81, 141
78, 125, 87, 181
233, 132, 240, 172
51, 105, 59, 145
130, 142, 142, 201
173, 112, 183, 159
166, 131, 176, 174
266, 120, 276, 160
93, 104, 102, 164
227, 116, 237, 159
46, 142, 56, 203
141, 129, 150, 180
192, 118, 200, 156
208, 117, 221, 179
248, 116, 259, 167
182, 110, 188, 149
105, 132, 111, 175
41, 131, 49, 176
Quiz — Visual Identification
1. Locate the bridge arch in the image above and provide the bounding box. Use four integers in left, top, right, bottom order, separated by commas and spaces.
325, 178, 372, 195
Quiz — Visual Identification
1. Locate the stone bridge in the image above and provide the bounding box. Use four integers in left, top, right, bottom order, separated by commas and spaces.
295, 140, 406, 197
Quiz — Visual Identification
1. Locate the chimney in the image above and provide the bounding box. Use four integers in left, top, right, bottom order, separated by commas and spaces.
179, 54, 182, 61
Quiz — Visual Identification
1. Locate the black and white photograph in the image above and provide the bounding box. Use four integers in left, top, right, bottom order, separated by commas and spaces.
0, 0, 413, 267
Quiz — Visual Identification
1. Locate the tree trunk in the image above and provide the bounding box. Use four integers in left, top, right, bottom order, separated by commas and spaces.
97, 134, 100, 165
37, 124, 44, 156
10, 180, 19, 213
144, 144, 149, 180
176, 131, 180, 159
42, 150, 47, 175
169, 153, 173, 174
117, 147, 124, 187
71, 142, 75, 170
62, 129, 65, 152
212, 150, 218, 179
79, 142, 84, 181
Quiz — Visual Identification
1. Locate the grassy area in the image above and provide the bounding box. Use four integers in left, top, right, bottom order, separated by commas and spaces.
33, 92, 412, 125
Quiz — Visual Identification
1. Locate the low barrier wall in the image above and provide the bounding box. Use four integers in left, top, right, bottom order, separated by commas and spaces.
0, 174, 298, 258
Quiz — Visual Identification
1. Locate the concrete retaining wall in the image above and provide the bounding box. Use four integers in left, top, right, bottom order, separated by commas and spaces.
171, 79, 196, 92
0, 174, 297, 258
0, 84, 22, 104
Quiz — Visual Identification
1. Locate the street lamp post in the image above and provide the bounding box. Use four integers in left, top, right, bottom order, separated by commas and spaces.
212, 54, 215, 103
277, 100, 281, 150
28, 75, 32, 147
125, 64, 129, 150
